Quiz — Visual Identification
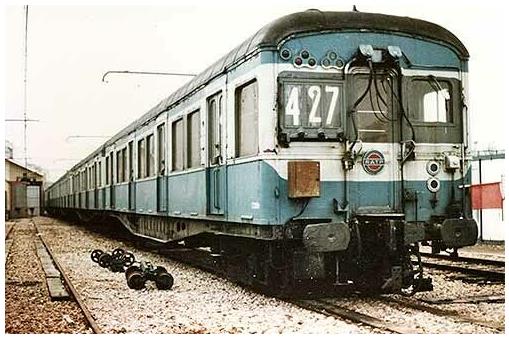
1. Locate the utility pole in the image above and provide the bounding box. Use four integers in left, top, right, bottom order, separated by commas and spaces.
478, 150, 483, 241
23, 5, 29, 169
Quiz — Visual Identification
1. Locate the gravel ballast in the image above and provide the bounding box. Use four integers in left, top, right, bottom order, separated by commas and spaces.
8, 216, 505, 334
33, 217, 368, 334
5, 219, 92, 334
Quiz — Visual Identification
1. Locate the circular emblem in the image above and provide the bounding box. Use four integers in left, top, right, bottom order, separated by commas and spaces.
362, 150, 385, 175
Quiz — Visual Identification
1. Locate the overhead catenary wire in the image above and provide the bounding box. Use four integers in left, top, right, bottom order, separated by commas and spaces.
101, 70, 197, 83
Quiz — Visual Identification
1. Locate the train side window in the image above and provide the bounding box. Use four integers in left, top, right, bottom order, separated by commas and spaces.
157, 124, 166, 175
105, 156, 110, 185
109, 151, 114, 185
116, 150, 123, 183
98, 161, 102, 187
235, 80, 258, 157
128, 141, 134, 181
122, 147, 128, 182
187, 110, 201, 168
138, 139, 146, 179
89, 167, 92, 189
172, 119, 184, 171
146, 134, 155, 177
207, 92, 222, 165
410, 79, 452, 123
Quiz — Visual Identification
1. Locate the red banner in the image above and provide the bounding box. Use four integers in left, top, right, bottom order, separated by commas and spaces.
471, 182, 503, 210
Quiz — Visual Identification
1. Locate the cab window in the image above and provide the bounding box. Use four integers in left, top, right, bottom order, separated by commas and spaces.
410, 78, 453, 123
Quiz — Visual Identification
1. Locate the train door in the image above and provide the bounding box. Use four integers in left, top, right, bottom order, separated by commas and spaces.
109, 151, 115, 209
206, 93, 226, 215
348, 67, 401, 214
156, 124, 167, 212
128, 141, 136, 211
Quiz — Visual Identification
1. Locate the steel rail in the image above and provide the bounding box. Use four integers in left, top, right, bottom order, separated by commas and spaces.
6, 223, 15, 240
292, 299, 415, 333
422, 261, 505, 282
379, 296, 504, 332
420, 252, 505, 267
34, 222, 102, 334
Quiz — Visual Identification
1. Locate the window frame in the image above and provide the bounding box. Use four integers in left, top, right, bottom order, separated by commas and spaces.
235, 78, 259, 158
137, 138, 146, 179
146, 134, 155, 178
116, 150, 121, 183
171, 118, 185, 172
407, 76, 457, 127
186, 109, 201, 169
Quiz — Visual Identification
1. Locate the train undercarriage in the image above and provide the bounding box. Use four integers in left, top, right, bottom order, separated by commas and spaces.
46, 208, 477, 296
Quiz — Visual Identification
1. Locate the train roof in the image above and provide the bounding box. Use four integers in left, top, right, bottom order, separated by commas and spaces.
65, 10, 468, 177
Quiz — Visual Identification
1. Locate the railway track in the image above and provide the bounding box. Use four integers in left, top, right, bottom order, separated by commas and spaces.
378, 296, 505, 332
157, 244, 506, 333
291, 299, 413, 333
5, 222, 16, 263
6, 222, 15, 240
28, 218, 505, 334
420, 252, 505, 267
34, 221, 102, 334
419, 253, 505, 282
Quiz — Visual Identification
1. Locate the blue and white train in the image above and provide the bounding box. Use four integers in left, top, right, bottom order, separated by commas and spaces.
46, 10, 478, 294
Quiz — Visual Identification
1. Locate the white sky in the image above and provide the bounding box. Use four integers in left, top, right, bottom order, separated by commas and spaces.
3, 0, 509, 182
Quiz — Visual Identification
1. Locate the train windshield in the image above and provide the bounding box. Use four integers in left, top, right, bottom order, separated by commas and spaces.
350, 72, 460, 144
351, 71, 397, 143
409, 78, 453, 123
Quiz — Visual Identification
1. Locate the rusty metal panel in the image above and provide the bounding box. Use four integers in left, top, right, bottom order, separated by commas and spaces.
287, 161, 320, 198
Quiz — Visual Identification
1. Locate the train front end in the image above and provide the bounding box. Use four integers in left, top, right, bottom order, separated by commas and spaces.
266, 11, 477, 294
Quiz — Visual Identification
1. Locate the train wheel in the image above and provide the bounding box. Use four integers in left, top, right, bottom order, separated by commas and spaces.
125, 264, 141, 278
155, 272, 174, 290
122, 252, 135, 267
90, 249, 103, 263
126, 269, 146, 290
98, 253, 112, 268
112, 248, 125, 259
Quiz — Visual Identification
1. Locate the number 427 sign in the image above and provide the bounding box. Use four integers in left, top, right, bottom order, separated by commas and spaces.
284, 83, 341, 128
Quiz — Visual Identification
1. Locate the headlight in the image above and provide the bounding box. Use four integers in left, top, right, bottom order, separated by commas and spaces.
427, 178, 440, 193
426, 161, 440, 176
